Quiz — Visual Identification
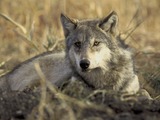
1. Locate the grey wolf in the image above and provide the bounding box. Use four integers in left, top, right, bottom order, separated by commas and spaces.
0, 11, 140, 93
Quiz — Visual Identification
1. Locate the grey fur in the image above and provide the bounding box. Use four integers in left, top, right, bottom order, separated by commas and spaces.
0, 11, 139, 93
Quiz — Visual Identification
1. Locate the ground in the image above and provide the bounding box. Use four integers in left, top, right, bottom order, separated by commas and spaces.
0, 1, 160, 120
0, 53, 160, 120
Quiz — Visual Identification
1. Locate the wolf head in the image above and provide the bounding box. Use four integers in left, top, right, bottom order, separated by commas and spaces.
61, 11, 119, 73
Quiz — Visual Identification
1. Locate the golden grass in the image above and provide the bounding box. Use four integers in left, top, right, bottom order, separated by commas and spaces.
0, 0, 160, 72
0, 1, 160, 119
29, 62, 114, 120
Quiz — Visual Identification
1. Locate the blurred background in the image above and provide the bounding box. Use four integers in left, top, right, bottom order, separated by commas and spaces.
0, 0, 160, 74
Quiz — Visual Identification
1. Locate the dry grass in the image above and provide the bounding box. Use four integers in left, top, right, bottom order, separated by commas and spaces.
0, 0, 160, 73
0, 1, 160, 119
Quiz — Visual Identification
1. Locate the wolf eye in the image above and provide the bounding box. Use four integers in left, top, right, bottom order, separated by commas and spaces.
74, 41, 81, 48
93, 41, 100, 46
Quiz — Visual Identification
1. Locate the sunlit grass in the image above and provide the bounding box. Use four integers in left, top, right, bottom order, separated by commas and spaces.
0, 0, 159, 59
0, 1, 160, 119
0, 0, 159, 84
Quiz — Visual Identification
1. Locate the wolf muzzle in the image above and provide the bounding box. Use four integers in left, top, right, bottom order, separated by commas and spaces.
80, 59, 90, 70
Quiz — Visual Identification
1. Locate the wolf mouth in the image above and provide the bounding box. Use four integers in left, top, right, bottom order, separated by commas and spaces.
81, 67, 101, 73
81, 69, 90, 72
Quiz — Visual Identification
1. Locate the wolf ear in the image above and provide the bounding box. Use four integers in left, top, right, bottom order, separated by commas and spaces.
61, 13, 77, 38
99, 11, 119, 36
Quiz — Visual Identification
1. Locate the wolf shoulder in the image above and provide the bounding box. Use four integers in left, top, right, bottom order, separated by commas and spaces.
0, 52, 73, 91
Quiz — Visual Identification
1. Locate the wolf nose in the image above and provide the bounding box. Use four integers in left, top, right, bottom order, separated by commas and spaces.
80, 59, 90, 70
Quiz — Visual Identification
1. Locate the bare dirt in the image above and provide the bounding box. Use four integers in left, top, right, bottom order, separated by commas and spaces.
0, 53, 160, 120
0, 1, 160, 120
